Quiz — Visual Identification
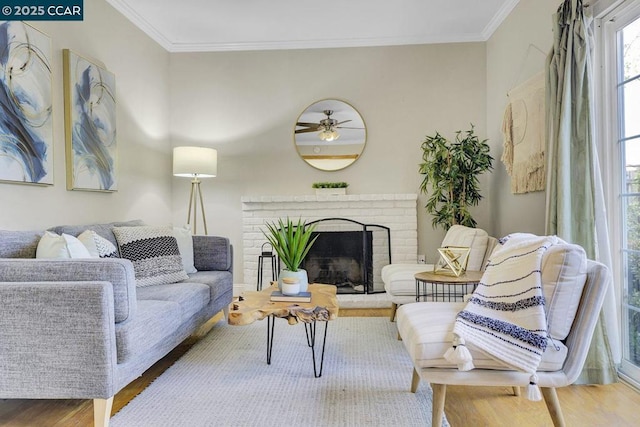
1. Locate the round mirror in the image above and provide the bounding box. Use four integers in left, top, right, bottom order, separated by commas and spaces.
294, 99, 366, 171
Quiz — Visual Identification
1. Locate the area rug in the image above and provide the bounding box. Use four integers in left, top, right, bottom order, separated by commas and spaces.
111, 317, 448, 426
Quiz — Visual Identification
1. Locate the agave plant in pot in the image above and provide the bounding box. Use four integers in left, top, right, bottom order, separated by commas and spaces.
263, 217, 318, 293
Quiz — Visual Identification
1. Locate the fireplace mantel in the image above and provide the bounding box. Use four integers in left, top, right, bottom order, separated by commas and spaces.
241, 193, 417, 204
241, 194, 418, 296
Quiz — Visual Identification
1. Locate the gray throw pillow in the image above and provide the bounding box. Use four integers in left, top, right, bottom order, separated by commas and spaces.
113, 225, 188, 287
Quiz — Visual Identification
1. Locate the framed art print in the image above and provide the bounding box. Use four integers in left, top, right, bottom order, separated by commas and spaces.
434, 246, 470, 277
63, 49, 117, 191
0, 21, 53, 185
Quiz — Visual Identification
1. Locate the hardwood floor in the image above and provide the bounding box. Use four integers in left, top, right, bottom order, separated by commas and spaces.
1, 308, 639, 426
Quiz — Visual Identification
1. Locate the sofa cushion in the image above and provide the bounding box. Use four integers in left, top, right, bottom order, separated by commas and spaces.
193, 235, 232, 271
542, 243, 588, 340
36, 232, 92, 259
78, 230, 118, 258
136, 282, 210, 321
115, 299, 182, 363
0, 230, 44, 258
397, 302, 567, 372
382, 264, 436, 297
184, 270, 234, 304
113, 225, 189, 287
48, 219, 145, 254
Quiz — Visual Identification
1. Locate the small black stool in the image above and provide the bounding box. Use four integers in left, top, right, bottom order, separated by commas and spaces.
257, 242, 278, 291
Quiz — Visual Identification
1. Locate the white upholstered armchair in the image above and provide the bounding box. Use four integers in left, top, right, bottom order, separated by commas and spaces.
382, 225, 497, 321
396, 243, 611, 426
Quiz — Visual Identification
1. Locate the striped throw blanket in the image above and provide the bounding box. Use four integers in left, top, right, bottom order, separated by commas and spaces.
444, 233, 558, 400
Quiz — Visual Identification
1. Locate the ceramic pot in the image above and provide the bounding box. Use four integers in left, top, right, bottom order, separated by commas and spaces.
281, 277, 301, 295
315, 187, 346, 196
278, 269, 309, 293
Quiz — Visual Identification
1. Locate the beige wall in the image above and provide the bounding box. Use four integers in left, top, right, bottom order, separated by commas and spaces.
0, 0, 172, 230
169, 44, 488, 280
486, 0, 561, 237
0, 1, 565, 285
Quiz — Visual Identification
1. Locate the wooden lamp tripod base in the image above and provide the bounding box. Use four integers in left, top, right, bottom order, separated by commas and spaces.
187, 176, 208, 235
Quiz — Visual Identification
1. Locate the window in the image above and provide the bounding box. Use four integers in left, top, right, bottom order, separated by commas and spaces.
598, 0, 640, 385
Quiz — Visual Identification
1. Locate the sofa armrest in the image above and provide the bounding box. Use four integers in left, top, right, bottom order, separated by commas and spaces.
0, 258, 136, 322
0, 281, 117, 399
192, 235, 232, 272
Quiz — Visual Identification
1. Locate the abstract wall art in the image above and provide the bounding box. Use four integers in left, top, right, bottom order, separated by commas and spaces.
63, 49, 117, 192
0, 21, 53, 185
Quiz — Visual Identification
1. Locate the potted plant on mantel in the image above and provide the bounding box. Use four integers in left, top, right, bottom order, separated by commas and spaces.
419, 124, 493, 230
263, 217, 318, 293
312, 181, 349, 196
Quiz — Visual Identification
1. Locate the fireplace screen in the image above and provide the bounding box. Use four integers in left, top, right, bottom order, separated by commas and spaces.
302, 218, 390, 294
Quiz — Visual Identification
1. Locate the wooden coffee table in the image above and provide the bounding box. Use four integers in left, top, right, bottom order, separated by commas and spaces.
414, 270, 483, 302
228, 283, 339, 377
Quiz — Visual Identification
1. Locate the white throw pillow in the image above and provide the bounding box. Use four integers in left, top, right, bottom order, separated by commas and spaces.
36, 231, 92, 259
173, 226, 197, 274
541, 243, 588, 340
77, 230, 119, 258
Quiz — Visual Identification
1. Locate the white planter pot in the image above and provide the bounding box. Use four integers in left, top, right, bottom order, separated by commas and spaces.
278, 269, 309, 293
281, 278, 301, 296
315, 188, 346, 196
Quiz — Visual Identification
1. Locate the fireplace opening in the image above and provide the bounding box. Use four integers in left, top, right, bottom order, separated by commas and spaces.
302, 218, 390, 294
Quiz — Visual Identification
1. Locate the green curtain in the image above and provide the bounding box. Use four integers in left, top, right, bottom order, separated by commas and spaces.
545, 0, 618, 384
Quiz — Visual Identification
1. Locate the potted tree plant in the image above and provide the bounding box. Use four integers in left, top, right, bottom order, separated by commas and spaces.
419, 125, 493, 230
263, 217, 318, 293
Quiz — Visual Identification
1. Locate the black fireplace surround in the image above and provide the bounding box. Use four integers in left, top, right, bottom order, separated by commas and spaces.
301, 218, 391, 294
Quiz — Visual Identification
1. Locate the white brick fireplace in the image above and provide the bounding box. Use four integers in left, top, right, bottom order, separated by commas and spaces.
241, 193, 418, 307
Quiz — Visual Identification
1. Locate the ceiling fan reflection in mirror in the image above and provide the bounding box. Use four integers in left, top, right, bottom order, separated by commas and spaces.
296, 109, 361, 141
293, 99, 367, 171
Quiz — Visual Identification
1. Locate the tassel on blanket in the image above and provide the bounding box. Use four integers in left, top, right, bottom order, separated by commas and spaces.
444, 334, 474, 371
527, 374, 542, 401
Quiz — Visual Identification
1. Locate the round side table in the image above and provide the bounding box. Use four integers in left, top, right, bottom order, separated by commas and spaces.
414, 270, 483, 302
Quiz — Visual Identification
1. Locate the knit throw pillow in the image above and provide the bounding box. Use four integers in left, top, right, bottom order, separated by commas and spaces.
113, 225, 188, 287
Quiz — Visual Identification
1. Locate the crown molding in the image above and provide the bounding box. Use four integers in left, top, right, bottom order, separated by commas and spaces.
167, 33, 487, 53
106, 0, 173, 51
481, 0, 521, 40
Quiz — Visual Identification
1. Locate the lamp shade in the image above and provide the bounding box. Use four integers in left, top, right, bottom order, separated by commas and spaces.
173, 146, 217, 178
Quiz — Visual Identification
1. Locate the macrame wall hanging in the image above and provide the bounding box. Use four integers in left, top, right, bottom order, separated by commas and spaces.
501, 44, 547, 194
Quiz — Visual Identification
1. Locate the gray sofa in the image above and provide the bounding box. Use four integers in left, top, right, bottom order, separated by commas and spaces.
0, 221, 233, 426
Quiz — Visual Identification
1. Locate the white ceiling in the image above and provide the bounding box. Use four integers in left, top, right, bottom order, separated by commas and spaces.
106, 0, 520, 53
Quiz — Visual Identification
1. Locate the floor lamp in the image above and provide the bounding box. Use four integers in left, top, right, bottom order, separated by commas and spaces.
173, 146, 217, 235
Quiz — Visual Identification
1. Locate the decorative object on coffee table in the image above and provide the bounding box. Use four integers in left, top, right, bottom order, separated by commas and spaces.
263, 217, 318, 292
280, 276, 301, 295
270, 290, 311, 302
